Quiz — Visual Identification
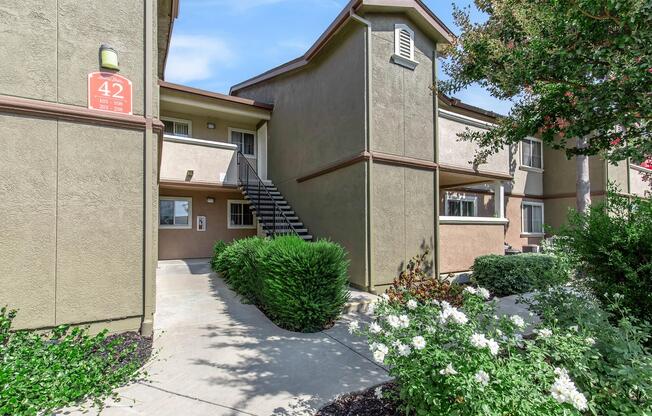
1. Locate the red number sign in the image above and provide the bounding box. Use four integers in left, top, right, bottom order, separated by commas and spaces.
88, 72, 133, 115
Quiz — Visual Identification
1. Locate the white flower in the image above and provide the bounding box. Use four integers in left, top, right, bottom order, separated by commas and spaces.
439, 363, 458, 376
464, 286, 477, 295
510, 315, 526, 329
550, 368, 588, 411
431, 299, 440, 306
348, 320, 359, 334
496, 329, 503, 337
569, 325, 579, 332
477, 287, 491, 300
412, 336, 426, 350
426, 325, 437, 334
369, 322, 382, 334
470, 333, 488, 348
381, 293, 390, 301
374, 386, 383, 400
373, 350, 386, 363
398, 314, 410, 328
370, 342, 388, 355
537, 328, 553, 338
440, 300, 451, 309
487, 339, 500, 356
439, 304, 468, 325
585, 337, 596, 346
406, 299, 418, 310
367, 300, 377, 314
387, 315, 401, 329
513, 333, 524, 347
474, 370, 490, 386
397, 343, 412, 356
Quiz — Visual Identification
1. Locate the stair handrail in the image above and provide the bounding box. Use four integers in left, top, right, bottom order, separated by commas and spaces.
236, 151, 298, 238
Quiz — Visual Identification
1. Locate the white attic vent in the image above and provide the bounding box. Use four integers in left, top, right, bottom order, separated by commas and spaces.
392, 24, 418, 70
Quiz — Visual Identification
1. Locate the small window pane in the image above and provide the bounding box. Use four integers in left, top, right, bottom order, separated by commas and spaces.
160, 200, 174, 225
522, 139, 532, 166
242, 205, 254, 225
174, 122, 189, 137
174, 200, 190, 225
448, 200, 460, 216
523, 204, 543, 233
243, 133, 255, 155
163, 120, 174, 135
462, 201, 474, 216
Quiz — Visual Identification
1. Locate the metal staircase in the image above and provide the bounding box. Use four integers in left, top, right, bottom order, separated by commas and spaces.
237, 152, 313, 241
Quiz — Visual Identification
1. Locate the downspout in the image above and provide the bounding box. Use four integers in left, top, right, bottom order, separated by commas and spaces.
142, 0, 155, 336
433, 48, 441, 279
350, 10, 374, 292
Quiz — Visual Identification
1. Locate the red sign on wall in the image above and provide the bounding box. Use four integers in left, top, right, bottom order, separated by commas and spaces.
88, 72, 133, 115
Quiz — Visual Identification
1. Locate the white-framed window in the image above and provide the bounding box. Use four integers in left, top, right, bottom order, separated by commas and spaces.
229, 128, 256, 157
227, 200, 256, 229
521, 137, 543, 169
159, 196, 192, 229
162, 117, 192, 137
445, 193, 478, 217
392, 24, 418, 69
522, 201, 544, 235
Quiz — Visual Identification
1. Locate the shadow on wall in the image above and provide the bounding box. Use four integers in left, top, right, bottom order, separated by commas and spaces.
187, 273, 388, 415
394, 238, 434, 279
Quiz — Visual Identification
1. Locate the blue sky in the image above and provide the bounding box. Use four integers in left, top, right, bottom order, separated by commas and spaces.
165, 0, 513, 115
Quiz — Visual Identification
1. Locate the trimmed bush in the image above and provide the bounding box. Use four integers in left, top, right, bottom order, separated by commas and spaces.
472, 254, 568, 296
210, 235, 350, 332
209, 240, 228, 272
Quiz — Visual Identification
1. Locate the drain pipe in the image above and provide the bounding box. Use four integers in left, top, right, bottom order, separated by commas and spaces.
349, 10, 375, 293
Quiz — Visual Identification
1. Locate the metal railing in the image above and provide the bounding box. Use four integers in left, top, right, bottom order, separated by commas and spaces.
237, 151, 298, 238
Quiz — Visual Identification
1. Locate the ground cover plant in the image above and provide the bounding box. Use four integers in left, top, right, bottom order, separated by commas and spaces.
211, 236, 350, 332
0, 308, 150, 416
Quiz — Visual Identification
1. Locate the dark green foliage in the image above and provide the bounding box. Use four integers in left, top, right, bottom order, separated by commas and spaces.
472, 254, 569, 296
0, 307, 147, 415
210, 236, 350, 332
258, 236, 350, 332
556, 190, 652, 322
209, 240, 228, 272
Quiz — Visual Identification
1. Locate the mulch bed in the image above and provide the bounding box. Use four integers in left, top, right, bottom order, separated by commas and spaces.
100, 331, 153, 370
316, 382, 402, 416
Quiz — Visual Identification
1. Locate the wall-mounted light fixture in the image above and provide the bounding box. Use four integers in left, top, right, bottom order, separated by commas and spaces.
185, 170, 194, 181
99, 44, 119, 71
207, 122, 216, 129
206, 197, 215, 204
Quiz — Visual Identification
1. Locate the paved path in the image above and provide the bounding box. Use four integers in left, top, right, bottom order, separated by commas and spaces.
62, 259, 388, 416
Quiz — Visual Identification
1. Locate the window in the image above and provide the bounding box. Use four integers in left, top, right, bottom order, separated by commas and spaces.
229, 128, 256, 157
162, 117, 191, 137
445, 194, 477, 217
521, 137, 543, 169
392, 24, 418, 69
159, 197, 192, 229
522, 201, 544, 235
228, 200, 255, 229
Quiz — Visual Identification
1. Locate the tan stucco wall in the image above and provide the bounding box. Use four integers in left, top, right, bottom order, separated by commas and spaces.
629, 167, 652, 196
159, 140, 238, 185
543, 146, 605, 196
545, 194, 606, 233
440, 223, 504, 274
158, 189, 257, 260
504, 195, 544, 250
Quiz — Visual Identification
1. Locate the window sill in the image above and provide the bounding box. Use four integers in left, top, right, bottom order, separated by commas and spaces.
159, 225, 192, 230
521, 232, 545, 237
519, 165, 544, 174
439, 216, 509, 225
391, 54, 418, 70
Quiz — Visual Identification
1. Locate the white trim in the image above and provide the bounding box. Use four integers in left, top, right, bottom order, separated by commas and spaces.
520, 137, 544, 170
227, 199, 257, 229
228, 127, 257, 158
438, 108, 497, 129
392, 24, 418, 69
439, 216, 509, 225
444, 192, 478, 217
632, 164, 652, 174
161, 116, 192, 137
519, 165, 544, 174
163, 134, 238, 150
521, 200, 545, 234
159, 196, 192, 229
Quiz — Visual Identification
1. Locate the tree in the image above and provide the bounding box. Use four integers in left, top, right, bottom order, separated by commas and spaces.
440, 0, 652, 212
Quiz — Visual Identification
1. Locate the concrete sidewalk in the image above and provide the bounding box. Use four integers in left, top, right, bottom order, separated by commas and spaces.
62, 259, 388, 416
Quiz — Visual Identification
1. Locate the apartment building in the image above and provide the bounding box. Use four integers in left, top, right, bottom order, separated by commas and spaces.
2, 0, 649, 333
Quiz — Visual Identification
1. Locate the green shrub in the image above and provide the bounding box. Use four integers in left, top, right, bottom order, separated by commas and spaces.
0, 307, 147, 415
216, 237, 267, 302
209, 240, 228, 272
259, 236, 350, 332
556, 189, 652, 322
472, 253, 568, 296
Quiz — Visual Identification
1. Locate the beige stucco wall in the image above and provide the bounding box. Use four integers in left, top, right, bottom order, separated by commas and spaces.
440, 223, 504, 274
629, 167, 652, 196
160, 139, 238, 185
158, 189, 257, 260
504, 195, 544, 250
543, 145, 605, 196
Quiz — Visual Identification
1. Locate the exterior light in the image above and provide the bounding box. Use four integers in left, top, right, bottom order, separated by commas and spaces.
207, 122, 216, 129
185, 170, 194, 181
207, 197, 215, 204
99, 44, 119, 71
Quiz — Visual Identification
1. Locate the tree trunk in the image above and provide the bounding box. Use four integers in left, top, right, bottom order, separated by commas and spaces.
576, 136, 591, 213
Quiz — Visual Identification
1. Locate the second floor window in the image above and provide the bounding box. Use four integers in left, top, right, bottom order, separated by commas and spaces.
522, 137, 543, 169
162, 117, 191, 137
230, 129, 256, 157
445, 194, 477, 217
522, 201, 544, 234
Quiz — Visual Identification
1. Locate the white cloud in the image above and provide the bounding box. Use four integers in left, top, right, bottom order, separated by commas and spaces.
165, 34, 235, 83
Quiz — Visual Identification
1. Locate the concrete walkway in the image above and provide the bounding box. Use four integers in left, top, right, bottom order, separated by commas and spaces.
63, 259, 389, 416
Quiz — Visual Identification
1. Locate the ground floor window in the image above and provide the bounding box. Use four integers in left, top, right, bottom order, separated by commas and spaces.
228, 200, 255, 229
160, 197, 192, 229
522, 201, 544, 234
445, 193, 477, 217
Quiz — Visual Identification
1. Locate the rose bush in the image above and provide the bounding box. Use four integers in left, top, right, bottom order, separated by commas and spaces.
353, 289, 594, 415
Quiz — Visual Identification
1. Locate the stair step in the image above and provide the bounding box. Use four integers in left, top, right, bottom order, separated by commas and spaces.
250, 204, 290, 210
244, 194, 285, 201
262, 222, 304, 228
244, 188, 281, 195
259, 215, 299, 220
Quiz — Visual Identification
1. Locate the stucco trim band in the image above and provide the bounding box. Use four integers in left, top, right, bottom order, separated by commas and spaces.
159, 179, 238, 190
163, 134, 239, 150
439, 163, 513, 181
297, 151, 372, 183
439, 216, 509, 225
0, 95, 151, 131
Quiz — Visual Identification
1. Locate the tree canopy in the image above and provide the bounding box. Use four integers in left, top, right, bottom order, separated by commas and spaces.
440, 0, 652, 165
